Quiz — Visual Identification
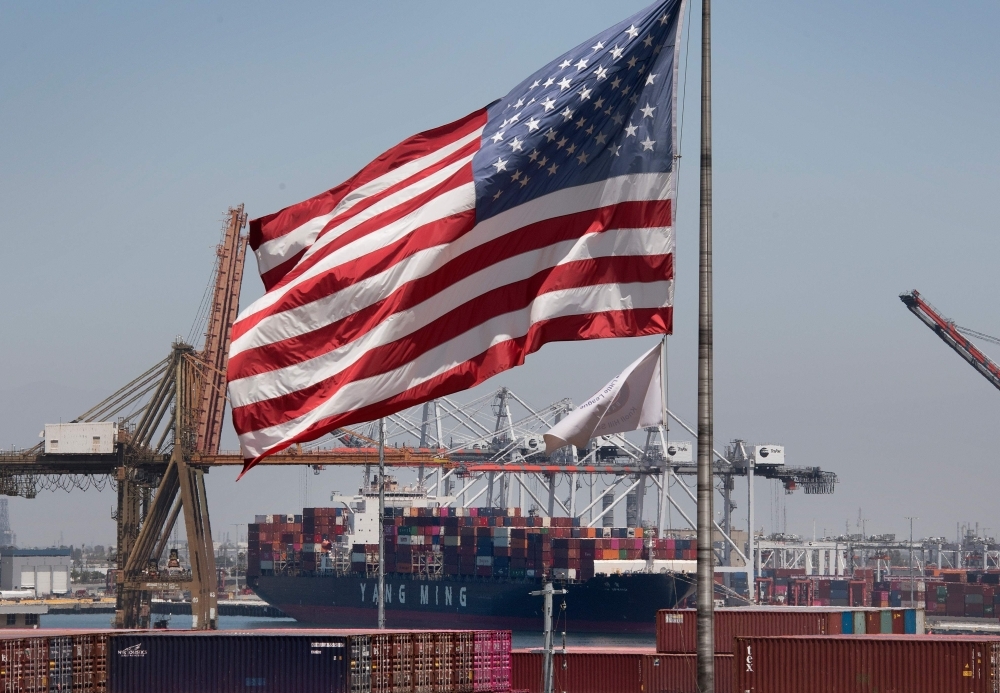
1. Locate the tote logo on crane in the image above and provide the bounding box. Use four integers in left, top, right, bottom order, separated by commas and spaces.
117, 643, 147, 657
754, 444, 785, 466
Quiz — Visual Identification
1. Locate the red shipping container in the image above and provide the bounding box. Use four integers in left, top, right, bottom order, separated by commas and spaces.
642, 653, 733, 693
734, 635, 1000, 693
511, 649, 733, 693
512, 649, 640, 693
657, 608, 840, 654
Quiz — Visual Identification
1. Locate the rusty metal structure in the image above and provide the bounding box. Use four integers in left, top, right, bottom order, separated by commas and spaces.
112, 206, 248, 628
0, 207, 250, 628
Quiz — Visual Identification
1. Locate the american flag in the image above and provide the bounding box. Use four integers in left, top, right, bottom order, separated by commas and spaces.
230, 0, 684, 470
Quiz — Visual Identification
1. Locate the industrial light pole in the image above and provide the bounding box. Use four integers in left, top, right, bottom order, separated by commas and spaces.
905, 516, 918, 607
697, 0, 716, 688
378, 418, 386, 630
530, 582, 567, 693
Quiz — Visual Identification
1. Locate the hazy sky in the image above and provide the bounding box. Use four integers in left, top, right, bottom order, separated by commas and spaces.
1, 1, 998, 548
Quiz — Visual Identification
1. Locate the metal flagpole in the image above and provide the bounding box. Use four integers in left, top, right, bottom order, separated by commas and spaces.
378, 418, 386, 629
697, 0, 716, 687
657, 336, 669, 537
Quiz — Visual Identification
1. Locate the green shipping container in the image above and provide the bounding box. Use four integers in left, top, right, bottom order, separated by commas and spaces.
880, 610, 893, 634
853, 612, 866, 634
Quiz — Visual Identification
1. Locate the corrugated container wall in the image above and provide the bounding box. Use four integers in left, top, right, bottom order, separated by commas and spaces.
107, 633, 351, 693
657, 607, 923, 654
511, 649, 734, 693
0, 630, 109, 693
512, 650, 641, 693
44, 422, 116, 454
642, 654, 733, 693
734, 635, 1000, 693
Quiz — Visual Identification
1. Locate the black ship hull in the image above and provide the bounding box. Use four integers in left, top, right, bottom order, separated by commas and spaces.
250, 572, 694, 633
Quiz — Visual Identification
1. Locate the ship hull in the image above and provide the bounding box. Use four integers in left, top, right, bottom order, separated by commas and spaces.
250, 572, 694, 633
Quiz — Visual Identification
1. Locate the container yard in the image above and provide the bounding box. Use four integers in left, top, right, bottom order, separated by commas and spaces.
0, 628, 513, 693
3, 2, 997, 693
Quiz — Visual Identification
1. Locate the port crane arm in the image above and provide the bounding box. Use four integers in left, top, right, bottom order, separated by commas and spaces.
955, 325, 1000, 347
899, 290, 1000, 393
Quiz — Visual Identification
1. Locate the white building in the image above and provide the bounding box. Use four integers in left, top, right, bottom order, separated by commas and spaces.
1, 549, 72, 596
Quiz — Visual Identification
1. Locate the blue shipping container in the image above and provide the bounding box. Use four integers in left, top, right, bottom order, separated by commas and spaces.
108, 632, 352, 693
841, 612, 854, 634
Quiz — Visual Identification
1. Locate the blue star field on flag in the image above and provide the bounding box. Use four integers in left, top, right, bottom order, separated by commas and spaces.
473, 0, 683, 221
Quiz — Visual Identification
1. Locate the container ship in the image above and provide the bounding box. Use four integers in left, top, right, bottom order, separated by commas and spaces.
247, 480, 696, 633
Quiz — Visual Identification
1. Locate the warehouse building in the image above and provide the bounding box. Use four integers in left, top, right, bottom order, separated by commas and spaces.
0, 549, 72, 596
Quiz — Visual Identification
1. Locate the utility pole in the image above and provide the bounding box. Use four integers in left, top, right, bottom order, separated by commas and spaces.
378, 418, 386, 630
530, 582, 568, 693
905, 516, 918, 606
697, 0, 716, 687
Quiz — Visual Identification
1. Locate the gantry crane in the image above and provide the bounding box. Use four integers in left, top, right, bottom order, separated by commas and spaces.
900, 290, 1000, 392
0, 206, 843, 620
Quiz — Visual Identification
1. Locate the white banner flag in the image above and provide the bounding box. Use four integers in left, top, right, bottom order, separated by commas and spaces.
543, 342, 663, 454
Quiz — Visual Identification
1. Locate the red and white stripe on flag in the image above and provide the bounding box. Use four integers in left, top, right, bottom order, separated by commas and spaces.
229, 2, 681, 472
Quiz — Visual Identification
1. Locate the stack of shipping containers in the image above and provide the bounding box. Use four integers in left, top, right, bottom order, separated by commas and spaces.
247, 509, 351, 578
0, 628, 512, 693
250, 506, 694, 582
0, 630, 108, 692
755, 567, 1000, 615
511, 607, 928, 693
924, 571, 1000, 618
106, 629, 511, 693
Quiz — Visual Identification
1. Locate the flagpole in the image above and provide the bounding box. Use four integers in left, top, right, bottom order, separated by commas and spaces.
696, 0, 716, 688
378, 417, 386, 630
657, 336, 669, 538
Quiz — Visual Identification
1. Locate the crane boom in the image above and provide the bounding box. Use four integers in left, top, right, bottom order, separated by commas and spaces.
900, 290, 1000, 392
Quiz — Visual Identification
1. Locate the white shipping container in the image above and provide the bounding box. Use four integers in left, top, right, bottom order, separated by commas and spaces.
552, 568, 577, 580
44, 422, 116, 454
